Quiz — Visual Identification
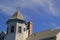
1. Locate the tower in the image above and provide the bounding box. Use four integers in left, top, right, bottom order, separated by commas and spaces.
5, 10, 28, 40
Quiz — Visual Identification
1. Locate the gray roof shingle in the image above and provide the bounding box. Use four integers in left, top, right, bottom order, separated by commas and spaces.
27, 29, 60, 40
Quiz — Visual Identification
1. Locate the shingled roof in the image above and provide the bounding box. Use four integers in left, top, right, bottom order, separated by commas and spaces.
10, 10, 25, 20
27, 29, 60, 40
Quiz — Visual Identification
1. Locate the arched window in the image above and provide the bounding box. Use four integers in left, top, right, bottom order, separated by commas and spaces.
18, 27, 22, 33
11, 26, 14, 33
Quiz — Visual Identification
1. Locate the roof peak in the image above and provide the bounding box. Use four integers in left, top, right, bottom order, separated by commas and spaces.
10, 10, 25, 20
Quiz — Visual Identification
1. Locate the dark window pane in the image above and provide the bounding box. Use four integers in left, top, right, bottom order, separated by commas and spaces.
11, 26, 14, 33
24, 28, 25, 31
18, 27, 21, 33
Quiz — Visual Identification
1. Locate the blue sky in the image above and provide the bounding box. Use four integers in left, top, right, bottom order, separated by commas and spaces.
0, 0, 60, 33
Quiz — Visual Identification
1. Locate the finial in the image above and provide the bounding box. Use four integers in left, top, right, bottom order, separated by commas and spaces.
16, 7, 21, 11
16, 7, 19, 11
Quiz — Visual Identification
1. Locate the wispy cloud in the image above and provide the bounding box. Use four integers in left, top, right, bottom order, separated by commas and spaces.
32, 0, 60, 16
0, 0, 60, 16
0, 5, 15, 15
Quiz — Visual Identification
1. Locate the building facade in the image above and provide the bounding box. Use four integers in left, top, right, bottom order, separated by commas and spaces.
0, 10, 60, 40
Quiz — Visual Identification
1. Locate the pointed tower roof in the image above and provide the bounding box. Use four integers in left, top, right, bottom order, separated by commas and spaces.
10, 10, 25, 20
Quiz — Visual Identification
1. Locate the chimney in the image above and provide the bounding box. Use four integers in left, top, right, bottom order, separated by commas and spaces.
28, 21, 32, 36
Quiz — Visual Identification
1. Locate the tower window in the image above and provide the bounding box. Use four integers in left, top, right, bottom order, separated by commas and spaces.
18, 27, 22, 33
11, 26, 14, 33
24, 28, 25, 31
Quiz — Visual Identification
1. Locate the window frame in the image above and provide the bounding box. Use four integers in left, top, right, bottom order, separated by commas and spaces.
18, 27, 22, 33
11, 26, 14, 33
